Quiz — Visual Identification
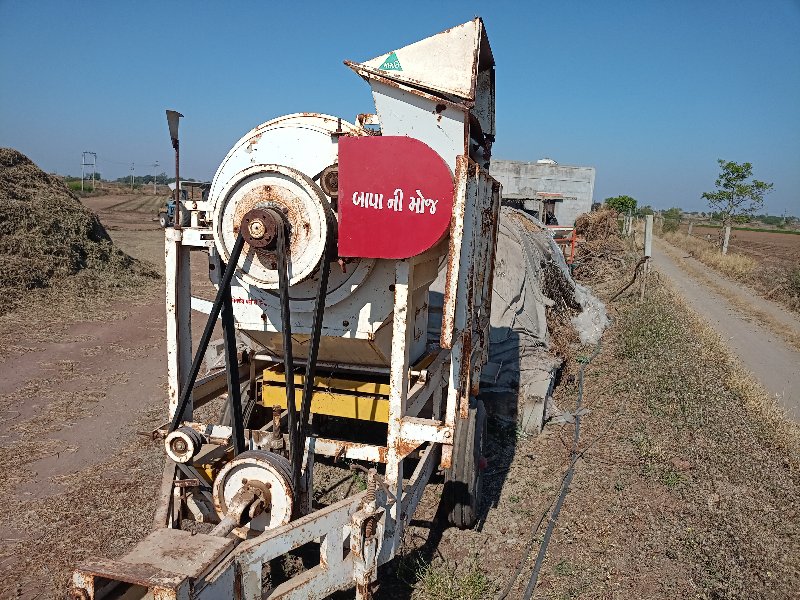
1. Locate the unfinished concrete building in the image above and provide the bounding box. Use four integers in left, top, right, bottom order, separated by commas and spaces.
491, 159, 596, 226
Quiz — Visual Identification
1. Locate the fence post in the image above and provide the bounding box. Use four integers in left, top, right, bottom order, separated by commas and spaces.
722, 225, 731, 255
687, 221, 693, 236
640, 215, 653, 301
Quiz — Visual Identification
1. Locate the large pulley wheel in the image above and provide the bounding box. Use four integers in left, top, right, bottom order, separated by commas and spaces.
212, 163, 333, 290
212, 450, 294, 533
445, 398, 487, 529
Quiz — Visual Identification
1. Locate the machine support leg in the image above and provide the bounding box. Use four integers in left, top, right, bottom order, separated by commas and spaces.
153, 459, 177, 529
166, 229, 192, 421
381, 260, 413, 562
168, 233, 245, 433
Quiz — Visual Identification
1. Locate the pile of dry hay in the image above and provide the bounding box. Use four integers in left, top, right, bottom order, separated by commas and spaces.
574, 207, 620, 241
572, 208, 628, 285
0, 148, 158, 315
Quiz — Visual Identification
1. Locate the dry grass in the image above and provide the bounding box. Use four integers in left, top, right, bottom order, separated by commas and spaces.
661, 230, 800, 314
412, 560, 492, 600
572, 211, 633, 286
539, 271, 800, 599
661, 231, 757, 280
574, 208, 620, 241
1, 441, 163, 597
647, 274, 799, 461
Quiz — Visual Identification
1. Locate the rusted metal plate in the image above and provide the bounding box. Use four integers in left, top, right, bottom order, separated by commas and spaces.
310, 437, 388, 463
338, 136, 454, 259
123, 528, 235, 579
74, 556, 187, 590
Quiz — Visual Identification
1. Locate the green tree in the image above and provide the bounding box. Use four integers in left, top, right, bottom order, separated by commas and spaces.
662, 207, 682, 232
701, 159, 773, 226
636, 205, 654, 217
604, 195, 637, 214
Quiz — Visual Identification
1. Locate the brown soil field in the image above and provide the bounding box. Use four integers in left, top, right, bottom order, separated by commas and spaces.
680, 224, 800, 269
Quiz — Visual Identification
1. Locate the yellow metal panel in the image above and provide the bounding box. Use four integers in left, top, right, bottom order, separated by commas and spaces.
195, 447, 233, 484
262, 369, 392, 396
262, 386, 390, 423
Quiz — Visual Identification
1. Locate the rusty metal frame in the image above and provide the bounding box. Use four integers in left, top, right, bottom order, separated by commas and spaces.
73, 17, 500, 596
73, 158, 499, 600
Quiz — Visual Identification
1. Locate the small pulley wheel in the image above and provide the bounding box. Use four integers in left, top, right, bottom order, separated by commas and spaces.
212, 450, 294, 532
319, 163, 339, 198
165, 427, 203, 463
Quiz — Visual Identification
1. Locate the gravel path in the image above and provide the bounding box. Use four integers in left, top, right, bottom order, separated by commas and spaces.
652, 239, 800, 421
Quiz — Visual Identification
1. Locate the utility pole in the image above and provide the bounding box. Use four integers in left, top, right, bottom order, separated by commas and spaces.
81, 151, 96, 192
640, 214, 653, 301
131, 162, 135, 191
152, 161, 159, 194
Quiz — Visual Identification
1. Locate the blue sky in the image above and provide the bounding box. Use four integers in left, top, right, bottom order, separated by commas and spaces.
1, 1, 798, 214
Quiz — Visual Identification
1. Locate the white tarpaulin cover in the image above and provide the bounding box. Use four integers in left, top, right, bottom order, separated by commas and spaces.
484, 207, 607, 392
428, 207, 607, 394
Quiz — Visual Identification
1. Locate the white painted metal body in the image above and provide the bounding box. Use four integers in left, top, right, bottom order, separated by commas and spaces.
73, 17, 499, 600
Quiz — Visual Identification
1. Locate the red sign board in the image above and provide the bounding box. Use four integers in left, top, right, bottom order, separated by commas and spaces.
337, 136, 454, 259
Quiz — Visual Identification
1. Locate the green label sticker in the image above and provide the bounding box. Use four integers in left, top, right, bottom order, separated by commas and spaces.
378, 51, 403, 71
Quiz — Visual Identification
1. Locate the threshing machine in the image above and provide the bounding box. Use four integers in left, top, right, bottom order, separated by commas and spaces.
72, 17, 498, 600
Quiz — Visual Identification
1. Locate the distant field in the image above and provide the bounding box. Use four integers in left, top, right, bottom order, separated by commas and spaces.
682, 223, 800, 235
679, 224, 800, 270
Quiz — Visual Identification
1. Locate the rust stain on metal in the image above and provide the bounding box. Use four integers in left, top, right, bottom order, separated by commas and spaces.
440, 444, 453, 470
347, 64, 469, 112
233, 184, 305, 267
233, 563, 243, 600
441, 156, 469, 350
326, 439, 388, 463
356, 581, 371, 599
245, 133, 262, 153
393, 439, 421, 459
459, 329, 472, 420
75, 559, 185, 590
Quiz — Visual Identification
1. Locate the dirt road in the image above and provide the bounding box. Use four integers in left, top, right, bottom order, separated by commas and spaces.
652, 239, 800, 420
